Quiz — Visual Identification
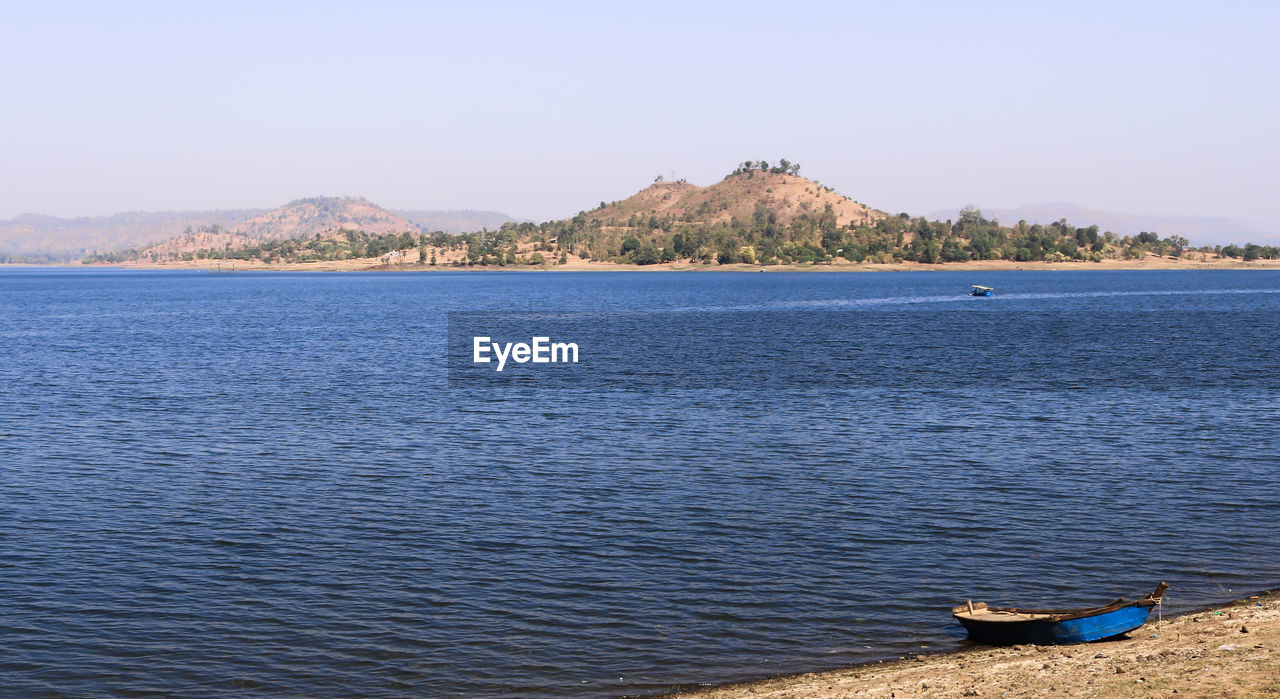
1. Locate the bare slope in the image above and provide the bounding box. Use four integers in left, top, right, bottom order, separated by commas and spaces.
233, 197, 420, 240
589, 171, 883, 229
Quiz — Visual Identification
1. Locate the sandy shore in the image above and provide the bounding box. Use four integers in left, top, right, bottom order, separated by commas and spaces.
675, 590, 1279, 698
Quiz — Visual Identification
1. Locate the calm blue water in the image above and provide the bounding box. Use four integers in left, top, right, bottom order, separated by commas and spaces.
1, 269, 1277, 696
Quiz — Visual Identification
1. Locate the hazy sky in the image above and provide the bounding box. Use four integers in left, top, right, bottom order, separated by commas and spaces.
2, 1, 1277, 231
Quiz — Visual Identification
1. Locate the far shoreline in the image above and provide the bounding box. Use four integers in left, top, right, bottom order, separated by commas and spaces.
10, 256, 1280, 274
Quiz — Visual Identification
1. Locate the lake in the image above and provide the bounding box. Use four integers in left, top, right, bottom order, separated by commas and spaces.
1, 268, 1277, 696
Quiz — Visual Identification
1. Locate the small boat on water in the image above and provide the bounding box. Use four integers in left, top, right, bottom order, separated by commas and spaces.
953, 582, 1168, 645
969, 285, 994, 296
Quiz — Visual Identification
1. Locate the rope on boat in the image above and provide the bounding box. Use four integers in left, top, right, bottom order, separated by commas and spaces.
1149, 581, 1169, 626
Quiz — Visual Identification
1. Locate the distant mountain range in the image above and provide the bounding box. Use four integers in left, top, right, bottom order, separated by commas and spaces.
0, 202, 514, 261
928, 203, 1276, 247
0, 209, 264, 261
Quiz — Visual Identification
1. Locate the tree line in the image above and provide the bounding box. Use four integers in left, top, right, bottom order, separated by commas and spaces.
84, 208, 1280, 267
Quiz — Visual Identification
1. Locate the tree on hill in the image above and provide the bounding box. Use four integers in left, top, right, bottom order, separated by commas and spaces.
731, 158, 800, 176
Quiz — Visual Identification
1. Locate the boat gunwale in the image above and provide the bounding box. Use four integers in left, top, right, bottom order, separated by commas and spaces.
952, 582, 1168, 624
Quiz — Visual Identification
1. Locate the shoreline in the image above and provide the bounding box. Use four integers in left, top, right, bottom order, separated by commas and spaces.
672, 589, 1279, 698
9, 257, 1280, 273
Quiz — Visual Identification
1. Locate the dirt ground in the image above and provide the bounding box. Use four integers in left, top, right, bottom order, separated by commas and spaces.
677, 591, 1279, 698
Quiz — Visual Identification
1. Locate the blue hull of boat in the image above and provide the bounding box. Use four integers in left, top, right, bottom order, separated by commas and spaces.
957, 604, 1153, 645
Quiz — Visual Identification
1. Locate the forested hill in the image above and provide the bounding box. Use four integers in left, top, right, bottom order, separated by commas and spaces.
496, 161, 888, 264
488, 162, 1278, 265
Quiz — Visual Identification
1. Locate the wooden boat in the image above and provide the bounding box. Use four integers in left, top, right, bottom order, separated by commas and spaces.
969, 285, 994, 296
953, 582, 1168, 645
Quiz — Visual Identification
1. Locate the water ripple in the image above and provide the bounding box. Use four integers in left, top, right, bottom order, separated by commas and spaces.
0, 269, 1277, 696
